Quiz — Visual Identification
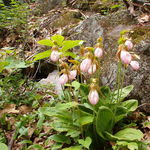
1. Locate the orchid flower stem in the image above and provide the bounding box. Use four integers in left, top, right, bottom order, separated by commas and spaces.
111, 61, 121, 102
119, 64, 126, 102
116, 61, 122, 103
93, 106, 98, 149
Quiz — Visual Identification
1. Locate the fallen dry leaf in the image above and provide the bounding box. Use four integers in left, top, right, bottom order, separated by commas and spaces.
0, 104, 19, 117
138, 14, 150, 23
18, 105, 32, 114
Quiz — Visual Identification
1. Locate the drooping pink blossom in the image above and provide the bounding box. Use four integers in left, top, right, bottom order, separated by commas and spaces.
88, 64, 97, 74
69, 70, 77, 80
130, 61, 140, 70
120, 50, 132, 64
50, 50, 60, 62
80, 58, 92, 72
125, 40, 133, 50
94, 47, 103, 58
59, 74, 68, 85
88, 90, 99, 105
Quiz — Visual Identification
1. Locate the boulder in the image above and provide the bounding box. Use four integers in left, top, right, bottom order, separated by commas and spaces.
65, 10, 150, 113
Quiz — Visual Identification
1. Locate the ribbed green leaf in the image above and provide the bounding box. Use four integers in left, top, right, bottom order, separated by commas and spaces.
48, 134, 71, 144
96, 106, 115, 139
121, 99, 138, 112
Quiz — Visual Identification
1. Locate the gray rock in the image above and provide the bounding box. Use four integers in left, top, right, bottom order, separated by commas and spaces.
66, 10, 150, 113
39, 70, 62, 94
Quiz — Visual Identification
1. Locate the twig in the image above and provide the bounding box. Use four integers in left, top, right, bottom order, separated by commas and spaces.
8, 130, 16, 150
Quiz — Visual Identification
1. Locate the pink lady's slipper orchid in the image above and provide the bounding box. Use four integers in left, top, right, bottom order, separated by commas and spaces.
88, 64, 97, 74
59, 74, 68, 85
130, 61, 140, 70
50, 50, 60, 62
125, 40, 133, 50
120, 50, 132, 64
69, 70, 77, 80
80, 58, 92, 72
88, 90, 99, 105
94, 47, 103, 58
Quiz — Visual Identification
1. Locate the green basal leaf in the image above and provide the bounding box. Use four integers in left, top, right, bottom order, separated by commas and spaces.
127, 142, 138, 150
51, 143, 63, 150
33, 50, 51, 61
115, 106, 127, 123
51, 34, 64, 46
96, 106, 115, 139
121, 99, 138, 112
78, 137, 92, 149
19, 140, 32, 144
66, 130, 81, 138
72, 81, 80, 90
37, 39, 54, 47
27, 144, 45, 150
62, 145, 82, 150
37, 113, 45, 128
114, 128, 144, 141
48, 134, 71, 144
0, 143, 8, 150
78, 115, 94, 126
80, 103, 94, 112
51, 119, 77, 132
61, 40, 84, 52
113, 85, 134, 102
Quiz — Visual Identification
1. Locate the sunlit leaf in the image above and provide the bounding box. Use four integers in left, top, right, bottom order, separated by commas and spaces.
115, 128, 144, 141
33, 50, 51, 61
37, 39, 54, 47
0, 143, 8, 150
72, 81, 80, 90
61, 40, 84, 52
121, 99, 138, 112
113, 85, 134, 102
51, 34, 64, 46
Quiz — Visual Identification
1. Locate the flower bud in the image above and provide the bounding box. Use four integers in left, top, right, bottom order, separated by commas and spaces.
80, 58, 92, 72
69, 70, 77, 80
50, 50, 60, 62
120, 50, 132, 64
94, 47, 103, 58
125, 40, 133, 50
88, 90, 99, 105
59, 74, 68, 85
130, 61, 140, 70
88, 64, 97, 74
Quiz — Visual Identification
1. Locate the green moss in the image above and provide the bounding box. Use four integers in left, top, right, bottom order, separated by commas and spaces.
51, 11, 82, 28
130, 27, 150, 44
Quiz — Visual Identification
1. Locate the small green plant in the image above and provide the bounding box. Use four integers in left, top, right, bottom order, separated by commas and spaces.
34, 33, 147, 150
0, 0, 29, 29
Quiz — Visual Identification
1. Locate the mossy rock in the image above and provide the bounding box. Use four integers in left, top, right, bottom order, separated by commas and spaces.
51, 10, 83, 28
130, 27, 150, 44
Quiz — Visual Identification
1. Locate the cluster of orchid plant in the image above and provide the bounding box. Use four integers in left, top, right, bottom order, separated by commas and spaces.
49, 36, 140, 106
117, 39, 140, 70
